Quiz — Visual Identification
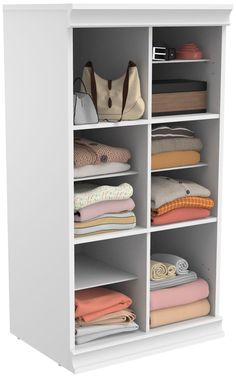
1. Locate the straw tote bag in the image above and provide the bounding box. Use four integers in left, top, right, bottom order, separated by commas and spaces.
81, 61, 145, 121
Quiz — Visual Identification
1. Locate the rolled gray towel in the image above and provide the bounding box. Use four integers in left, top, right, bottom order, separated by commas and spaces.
152, 253, 189, 275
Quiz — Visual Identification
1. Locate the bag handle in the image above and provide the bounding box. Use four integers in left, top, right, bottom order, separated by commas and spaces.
73, 77, 88, 94
121, 61, 136, 118
84, 62, 98, 111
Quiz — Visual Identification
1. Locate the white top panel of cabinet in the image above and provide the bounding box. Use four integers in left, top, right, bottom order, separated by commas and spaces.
4, 4, 233, 27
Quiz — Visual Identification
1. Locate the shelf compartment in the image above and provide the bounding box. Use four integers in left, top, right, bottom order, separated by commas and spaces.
74, 170, 138, 182
73, 315, 221, 355
151, 113, 219, 124
74, 254, 137, 290
74, 226, 148, 245
74, 119, 149, 131
150, 216, 217, 232
75, 234, 149, 331
151, 162, 208, 173
152, 59, 210, 64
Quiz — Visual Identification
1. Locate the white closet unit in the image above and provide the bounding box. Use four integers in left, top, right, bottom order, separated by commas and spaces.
3, 4, 232, 374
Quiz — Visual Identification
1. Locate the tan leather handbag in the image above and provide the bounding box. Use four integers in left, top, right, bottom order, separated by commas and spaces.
81, 61, 145, 121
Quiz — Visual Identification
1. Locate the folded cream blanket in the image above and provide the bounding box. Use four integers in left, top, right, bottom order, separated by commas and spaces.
150, 278, 209, 311
151, 176, 210, 208
74, 182, 133, 210
74, 162, 131, 178
150, 260, 176, 281
76, 309, 136, 326
152, 137, 203, 154
150, 271, 198, 290
75, 322, 139, 345
150, 299, 210, 328
152, 253, 189, 275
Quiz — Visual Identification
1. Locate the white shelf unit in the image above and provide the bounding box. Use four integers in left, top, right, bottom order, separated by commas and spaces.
152, 59, 210, 64
3, 4, 232, 374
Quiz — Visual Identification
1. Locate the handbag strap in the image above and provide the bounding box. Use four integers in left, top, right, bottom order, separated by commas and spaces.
84, 61, 98, 111
73, 77, 87, 94
121, 61, 136, 118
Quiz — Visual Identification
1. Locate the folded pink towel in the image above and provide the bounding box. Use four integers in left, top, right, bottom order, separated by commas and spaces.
74, 198, 135, 222
150, 278, 209, 311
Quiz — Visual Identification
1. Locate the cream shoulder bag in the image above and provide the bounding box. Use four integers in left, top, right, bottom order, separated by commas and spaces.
81, 61, 145, 121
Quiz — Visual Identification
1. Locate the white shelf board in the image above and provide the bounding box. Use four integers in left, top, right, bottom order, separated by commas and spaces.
152, 59, 210, 64
150, 217, 217, 232
151, 113, 220, 124
74, 119, 149, 131
152, 162, 208, 173
73, 315, 221, 355
74, 170, 138, 182
74, 226, 148, 245
74, 254, 136, 290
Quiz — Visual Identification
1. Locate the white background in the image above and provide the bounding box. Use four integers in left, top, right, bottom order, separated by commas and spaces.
0, 0, 235, 376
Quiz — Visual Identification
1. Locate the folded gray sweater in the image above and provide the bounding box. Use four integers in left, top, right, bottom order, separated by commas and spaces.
151, 176, 211, 208
152, 137, 203, 154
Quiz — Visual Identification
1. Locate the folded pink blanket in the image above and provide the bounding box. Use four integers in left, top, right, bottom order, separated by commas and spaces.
150, 278, 209, 311
74, 138, 131, 168
74, 198, 135, 222
152, 208, 210, 225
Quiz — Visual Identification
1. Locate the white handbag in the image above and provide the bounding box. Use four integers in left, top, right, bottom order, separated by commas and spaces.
82, 61, 145, 121
73, 78, 98, 125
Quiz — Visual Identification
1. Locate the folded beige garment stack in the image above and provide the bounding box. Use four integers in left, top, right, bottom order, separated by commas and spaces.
150, 260, 176, 281
150, 299, 210, 328
75, 309, 136, 326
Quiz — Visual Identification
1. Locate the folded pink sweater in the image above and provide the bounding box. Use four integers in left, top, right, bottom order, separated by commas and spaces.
74, 138, 131, 168
74, 198, 135, 222
150, 278, 209, 311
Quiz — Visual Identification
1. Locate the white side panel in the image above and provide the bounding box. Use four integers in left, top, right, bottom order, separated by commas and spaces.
4, 9, 74, 367
215, 26, 227, 315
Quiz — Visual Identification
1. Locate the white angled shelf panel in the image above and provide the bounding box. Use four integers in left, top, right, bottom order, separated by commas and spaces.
152, 59, 210, 64
151, 113, 220, 124
74, 226, 148, 245
74, 170, 138, 182
151, 162, 208, 173
74, 254, 137, 290
150, 217, 217, 232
